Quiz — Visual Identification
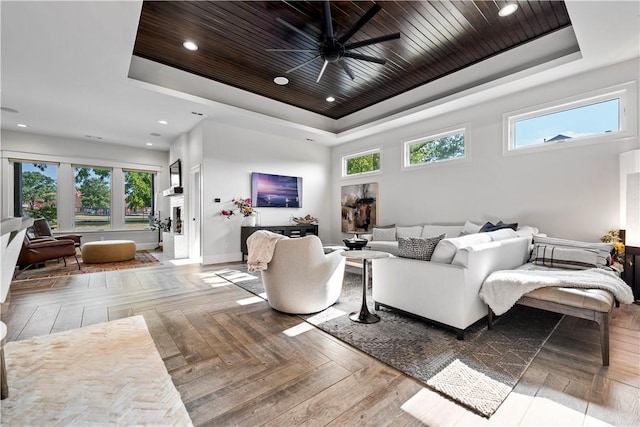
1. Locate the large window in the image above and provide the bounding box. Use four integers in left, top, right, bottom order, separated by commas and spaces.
342, 148, 381, 177
403, 128, 466, 169
74, 166, 112, 229
124, 170, 153, 229
14, 162, 58, 227
505, 84, 631, 153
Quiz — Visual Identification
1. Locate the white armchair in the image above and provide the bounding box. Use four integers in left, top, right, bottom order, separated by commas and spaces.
260, 235, 346, 314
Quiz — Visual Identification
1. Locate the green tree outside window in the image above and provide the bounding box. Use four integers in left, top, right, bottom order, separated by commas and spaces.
408, 132, 465, 165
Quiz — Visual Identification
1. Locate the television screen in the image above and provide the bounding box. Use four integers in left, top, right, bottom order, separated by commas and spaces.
251, 172, 302, 208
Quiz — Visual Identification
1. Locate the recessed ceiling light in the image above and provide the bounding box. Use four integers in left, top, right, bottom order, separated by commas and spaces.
498, 4, 518, 17
146, 142, 153, 146
150, 132, 161, 137
1, 107, 19, 113
158, 120, 168, 125
326, 96, 336, 102
191, 111, 204, 116
16, 123, 27, 128
183, 40, 198, 51
274, 76, 289, 85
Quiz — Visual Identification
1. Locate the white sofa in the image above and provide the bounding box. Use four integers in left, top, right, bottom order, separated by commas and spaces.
371, 228, 533, 339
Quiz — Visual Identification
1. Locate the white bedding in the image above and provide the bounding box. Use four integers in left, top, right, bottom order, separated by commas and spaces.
479, 263, 634, 315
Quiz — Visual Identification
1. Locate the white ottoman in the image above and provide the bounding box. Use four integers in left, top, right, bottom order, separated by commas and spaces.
82, 240, 136, 263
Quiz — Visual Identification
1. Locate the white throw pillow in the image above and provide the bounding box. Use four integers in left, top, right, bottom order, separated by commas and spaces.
372, 227, 396, 241
459, 220, 482, 236
515, 225, 539, 237
396, 226, 423, 239
484, 228, 517, 241
421, 225, 463, 238
430, 233, 493, 264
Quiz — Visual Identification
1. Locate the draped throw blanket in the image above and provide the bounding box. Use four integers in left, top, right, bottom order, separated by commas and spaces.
246, 230, 287, 272
479, 263, 634, 315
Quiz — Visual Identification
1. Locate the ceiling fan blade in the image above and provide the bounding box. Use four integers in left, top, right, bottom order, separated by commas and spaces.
321, 0, 335, 40
316, 60, 329, 83
345, 32, 401, 50
337, 3, 381, 44
340, 61, 355, 81
286, 55, 321, 73
276, 17, 318, 44
344, 52, 386, 65
266, 48, 318, 52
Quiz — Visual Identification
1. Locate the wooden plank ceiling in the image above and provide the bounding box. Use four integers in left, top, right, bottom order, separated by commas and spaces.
133, 1, 571, 120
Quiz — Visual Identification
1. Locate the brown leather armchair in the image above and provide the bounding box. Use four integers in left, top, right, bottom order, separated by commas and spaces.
29, 218, 82, 247
17, 235, 80, 272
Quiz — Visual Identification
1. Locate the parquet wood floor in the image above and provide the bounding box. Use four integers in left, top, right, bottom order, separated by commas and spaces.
2, 261, 639, 426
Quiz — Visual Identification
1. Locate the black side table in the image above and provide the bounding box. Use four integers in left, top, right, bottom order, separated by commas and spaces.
623, 245, 640, 303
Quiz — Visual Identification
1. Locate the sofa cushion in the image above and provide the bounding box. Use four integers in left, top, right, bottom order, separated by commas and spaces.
372, 227, 396, 241
397, 226, 423, 238
398, 234, 445, 261
367, 240, 399, 256
531, 245, 599, 270
485, 228, 518, 241
430, 233, 493, 264
421, 225, 463, 238
459, 220, 482, 236
530, 235, 613, 267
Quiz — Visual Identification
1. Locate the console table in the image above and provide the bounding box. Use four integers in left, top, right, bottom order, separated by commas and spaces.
241, 224, 318, 261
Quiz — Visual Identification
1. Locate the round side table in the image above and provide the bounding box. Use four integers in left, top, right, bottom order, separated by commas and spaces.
340, 250, 390, 323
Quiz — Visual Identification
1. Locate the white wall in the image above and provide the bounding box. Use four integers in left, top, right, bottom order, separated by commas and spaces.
331, 59, 640, 244
200, 120, 332, 264
0, 130, 169, 249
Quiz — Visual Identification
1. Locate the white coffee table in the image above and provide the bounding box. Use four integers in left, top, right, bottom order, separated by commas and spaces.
341, 250, 390, 323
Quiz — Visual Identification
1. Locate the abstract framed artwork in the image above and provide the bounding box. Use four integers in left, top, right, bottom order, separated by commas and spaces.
341, 182, 378, 233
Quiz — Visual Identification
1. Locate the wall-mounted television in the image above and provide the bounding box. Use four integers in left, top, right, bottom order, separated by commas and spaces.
251, 172, 302, 208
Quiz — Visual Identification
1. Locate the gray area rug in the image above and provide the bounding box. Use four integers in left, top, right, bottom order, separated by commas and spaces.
216, 266, 562, 417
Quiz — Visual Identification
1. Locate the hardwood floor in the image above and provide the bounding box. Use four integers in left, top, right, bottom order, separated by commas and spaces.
2, 261, 639, 426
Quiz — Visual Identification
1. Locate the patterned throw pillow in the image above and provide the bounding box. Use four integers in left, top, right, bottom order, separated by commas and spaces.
530, 236, 613, 267
531, 245, 599, 270
398, 234, 446, 261
372, 227, 396, 241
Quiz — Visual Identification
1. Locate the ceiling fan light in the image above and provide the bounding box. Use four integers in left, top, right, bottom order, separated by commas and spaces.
498, 4, 518, 17
326, 96, 336, 102
183, 40, 198, 51
274, 76, 289, 85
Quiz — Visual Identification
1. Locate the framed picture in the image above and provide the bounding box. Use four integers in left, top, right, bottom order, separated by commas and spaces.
341, 182, 378, 233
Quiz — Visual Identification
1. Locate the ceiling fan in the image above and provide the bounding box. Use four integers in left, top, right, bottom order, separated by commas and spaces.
268, 1, 400, 83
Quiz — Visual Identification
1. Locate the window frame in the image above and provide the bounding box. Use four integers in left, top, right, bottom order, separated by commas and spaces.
73, 165, 114, 230
402, 126, 469, 171
503, 82, 635, 156
341, 147, 382, 178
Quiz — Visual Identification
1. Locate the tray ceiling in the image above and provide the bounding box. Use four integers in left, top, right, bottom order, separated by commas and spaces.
132, 1, 572, 121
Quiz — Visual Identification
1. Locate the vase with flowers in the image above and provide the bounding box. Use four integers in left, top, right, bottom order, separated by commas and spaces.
600, 229, 625, 265
221, 198, 258, 226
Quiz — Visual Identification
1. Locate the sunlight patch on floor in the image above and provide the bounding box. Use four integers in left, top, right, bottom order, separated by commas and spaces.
202, 276, 231, 288
283, 322, 315, 337
237, 296, 264, 306
305, 307, 347, 325
168, 258, 200, 266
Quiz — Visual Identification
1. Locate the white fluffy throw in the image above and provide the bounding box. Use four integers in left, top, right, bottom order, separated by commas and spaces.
479, 264, 634, 315
246, 230, 287, 272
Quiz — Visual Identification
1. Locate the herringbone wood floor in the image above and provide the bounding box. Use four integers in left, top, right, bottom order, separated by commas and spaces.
2, 261, 639, 426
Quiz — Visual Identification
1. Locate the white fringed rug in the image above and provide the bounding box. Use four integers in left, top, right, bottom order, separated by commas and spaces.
1, 316, 192, 426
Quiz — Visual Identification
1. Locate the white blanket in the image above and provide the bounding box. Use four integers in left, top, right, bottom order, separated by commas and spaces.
246, 230, 287, 272
479, 263, 634, 315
